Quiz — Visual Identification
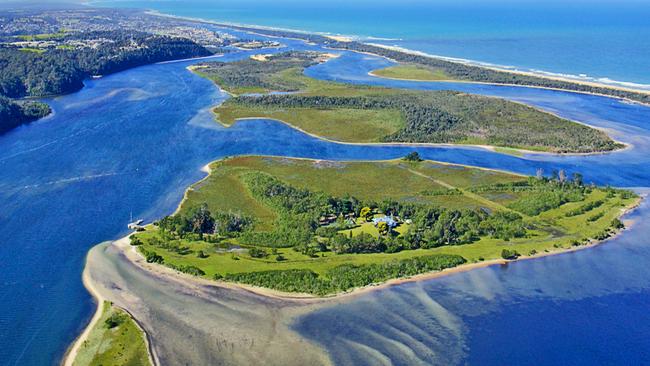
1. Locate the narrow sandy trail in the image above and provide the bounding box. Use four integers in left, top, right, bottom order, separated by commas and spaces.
405, 167, 514, 212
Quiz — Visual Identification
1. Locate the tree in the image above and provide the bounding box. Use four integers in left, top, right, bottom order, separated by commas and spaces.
104, 312, 125, 329
360, 207, 373, 222
501, 248, 520, 260
188, 203, 215, 238
249, 247, 268, 258
572, 172, 583, 186
377, 221, 389, 236
536, 168, 544, 180
558, 169, 567, 184
403, 151, 422, 162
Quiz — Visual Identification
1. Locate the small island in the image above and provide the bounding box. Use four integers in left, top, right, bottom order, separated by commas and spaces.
129, 155, 638, 296
193, 51, 622, 153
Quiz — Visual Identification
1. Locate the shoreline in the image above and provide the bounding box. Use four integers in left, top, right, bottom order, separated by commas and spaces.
116, 156, 645, 302
61, 254, 105, 366
364, 43, 650, 97
66, 155, 643, 362
137, 8, 650, 97
110, 193, 642, 302
367, 68, 650, 108
189, 51, 630, 156
61, 243, 157, 366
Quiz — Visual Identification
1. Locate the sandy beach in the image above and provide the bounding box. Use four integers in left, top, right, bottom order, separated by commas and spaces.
365, 43, 650, 97
74, 236, 333, 365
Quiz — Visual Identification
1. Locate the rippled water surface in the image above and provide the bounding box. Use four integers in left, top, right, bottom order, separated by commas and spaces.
1, 28, 650, 365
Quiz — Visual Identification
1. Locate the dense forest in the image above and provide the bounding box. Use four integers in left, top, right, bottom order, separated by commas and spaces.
0, 31, 211, 98
0, 30, 211, 133
0, 96, 50, 134
229, 92, 622, 153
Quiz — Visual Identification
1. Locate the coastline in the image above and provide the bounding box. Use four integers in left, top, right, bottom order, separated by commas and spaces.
66, 151, 643, 363
366, 68, 650, 108
61, 241, 157, 366
53, 6, 650, 362
364, 43, 650, 96
138, 8, 650, 97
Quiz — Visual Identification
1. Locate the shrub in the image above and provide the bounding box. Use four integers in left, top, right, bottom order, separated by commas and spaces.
501, 248, 520, 260
142, 249, 164, 264
611, 218, 625, 229
129, 236, 143, 246
403, 152, 422, 162
104, 313, 126, 329
249, 247, 268, 258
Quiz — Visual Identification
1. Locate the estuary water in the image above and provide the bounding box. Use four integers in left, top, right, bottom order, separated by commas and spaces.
90, 0, 650, 87
1, 27, 650, 365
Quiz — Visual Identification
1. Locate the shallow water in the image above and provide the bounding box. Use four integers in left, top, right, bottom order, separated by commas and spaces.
83, 241, 330, 365
1, 28, 650, 365
293, 195, 650, 365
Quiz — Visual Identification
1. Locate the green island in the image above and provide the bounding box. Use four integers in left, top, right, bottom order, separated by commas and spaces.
194, 51, 621, 153
130, 154, 638, 296
71, 301, 150, 366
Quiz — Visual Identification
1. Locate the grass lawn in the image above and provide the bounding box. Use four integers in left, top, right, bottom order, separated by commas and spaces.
72, 301, 150, 366
15, 31, 66, 41
371, 64, 455, 81
19, 47, 46, 54
136, 156, 638, 292
215, 104, 405, 143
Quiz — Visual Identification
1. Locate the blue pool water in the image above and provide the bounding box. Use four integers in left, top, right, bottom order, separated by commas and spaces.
90, 0, 650, 87
1, 25, 650, 365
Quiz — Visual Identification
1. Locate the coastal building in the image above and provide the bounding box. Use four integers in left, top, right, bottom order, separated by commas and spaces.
372, 215, 398, 228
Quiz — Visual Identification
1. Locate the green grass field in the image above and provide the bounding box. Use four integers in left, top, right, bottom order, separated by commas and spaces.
215, 104, 405, 142
135, 156, 637, 291
18, 47, 46, 54
371, 64, 454, 81
72, 301, 150, 366
15, 30, 67, 41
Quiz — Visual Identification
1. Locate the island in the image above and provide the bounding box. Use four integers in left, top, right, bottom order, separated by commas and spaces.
129, 154, 638, 296
193, 51, 622, 153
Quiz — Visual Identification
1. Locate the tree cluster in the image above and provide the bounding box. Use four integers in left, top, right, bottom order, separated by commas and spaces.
220, 254, 466, 295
